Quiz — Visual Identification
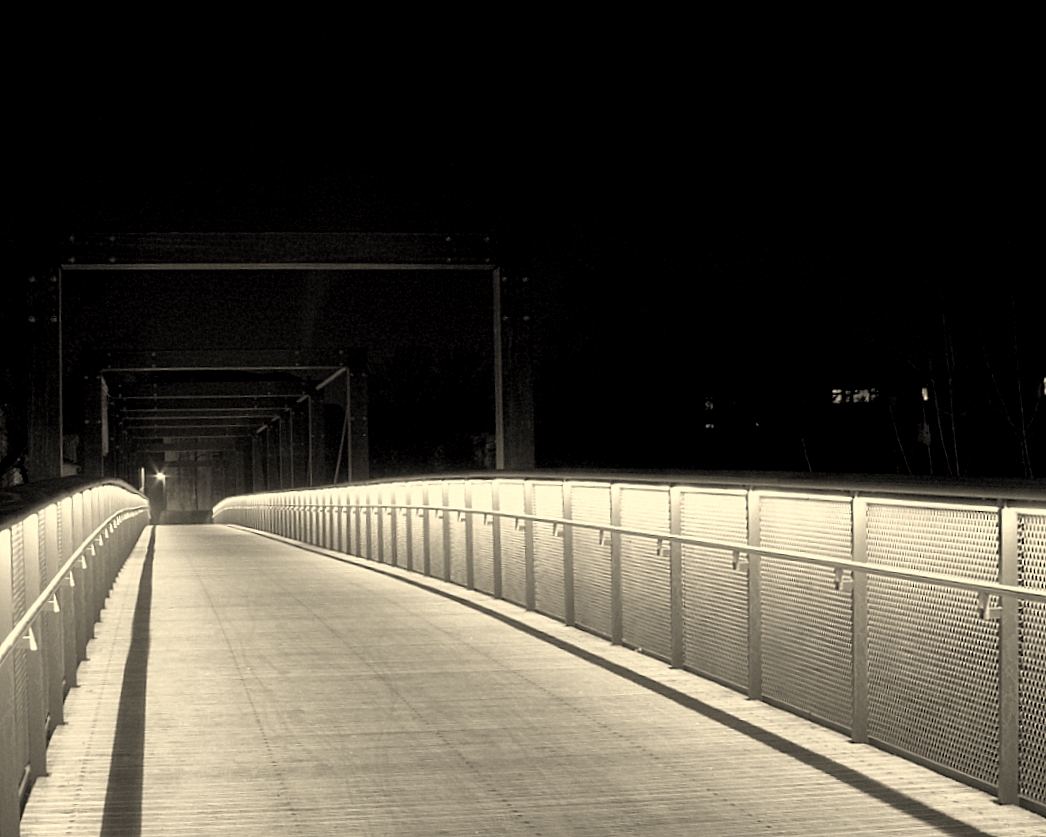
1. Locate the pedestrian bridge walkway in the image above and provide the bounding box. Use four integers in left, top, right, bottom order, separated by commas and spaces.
15, 524, 1046, 836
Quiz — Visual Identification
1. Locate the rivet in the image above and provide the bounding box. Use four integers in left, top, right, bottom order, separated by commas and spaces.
523, 315, 530, 321
445, 236, 452, 242
50, 275, 57, 283
28, 275, 36, 283
446, 257, 452, 262
68, 235, 75, 243
522, 276, 528, 283
68, 257, 76, 263
28, 315, 36, 323
109, 257, 117, 263
502, 315, 509, 322
483, 236, 490, 243
50, 315, 58, 323
109, 235, 116, 242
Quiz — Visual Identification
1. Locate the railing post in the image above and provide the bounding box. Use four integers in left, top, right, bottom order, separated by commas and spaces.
43, 506, 64, 730
492, 481, 503, 598
72, 494, 88, 663
377, 491, 386, 564
610, 483, 623, 645
59, 500, 77, 692
365, 491, 373, 560
405, 485, 414, 572
999, 504, 1019, 805
421, 484, 431, 577
851, 496, 869, 743
669, 486, 684, 669
22, 517, 48, 782
464, 483, 474, 590
524, 480, 536, 611
0, 526, 19, 837
562, 481, 575, 628
388, 493, 398, 567
441, 482, 451, 582
747, 489, 762, 700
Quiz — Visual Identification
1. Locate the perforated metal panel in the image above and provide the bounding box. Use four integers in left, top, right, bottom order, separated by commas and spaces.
571, 483, 612, 638
867, 502, 1000, 786
470, 481, 495, 594
392, 484, 408, 567
498, 481, 527, 607
620, 486, 671, 661
680, 490, 748, 687
448, 481, 468, 585
1017, 511, 1046, 804
427, 482, 445, 578
760, 495, 853, 729
532, 482, 565, 620
11, 522, 29, 778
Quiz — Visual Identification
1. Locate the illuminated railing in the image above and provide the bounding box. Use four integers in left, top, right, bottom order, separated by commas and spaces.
214, 474, 1046, 815
0, 479, 149, 837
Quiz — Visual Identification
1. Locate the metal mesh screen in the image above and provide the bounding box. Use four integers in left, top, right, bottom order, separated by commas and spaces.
470, 481, 495, 594
620, 486, 671, 661
571, 484, 612, 638
11, 522, 29, 777
533, 482, 565, 621
498, 481, 527, 607
448, 481, 468, 586
680, 490, 749, 688
867, 502, 1000, 786
1018, 511, 1046, 804
760, 495, 853, 729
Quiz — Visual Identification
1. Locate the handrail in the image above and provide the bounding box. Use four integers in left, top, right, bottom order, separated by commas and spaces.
0, 503, 149, 668
216, 499, 1046, 606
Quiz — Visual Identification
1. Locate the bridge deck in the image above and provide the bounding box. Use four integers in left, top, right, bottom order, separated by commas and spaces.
18, 525, 1046, 836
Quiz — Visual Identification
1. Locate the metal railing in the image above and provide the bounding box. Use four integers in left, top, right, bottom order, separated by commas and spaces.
213, 473, 1046, 815
0, 479, 149, 837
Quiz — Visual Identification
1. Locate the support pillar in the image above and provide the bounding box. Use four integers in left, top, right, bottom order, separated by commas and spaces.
26, 269, 63, 481
308, 394, 327, 487
82, 373, 107, 480
252, 434, 264, 493
278, 413, 291, 489
494, 267, 535, 471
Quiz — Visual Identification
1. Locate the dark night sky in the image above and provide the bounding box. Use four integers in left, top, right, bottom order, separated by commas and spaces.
4, 94, 1039, 477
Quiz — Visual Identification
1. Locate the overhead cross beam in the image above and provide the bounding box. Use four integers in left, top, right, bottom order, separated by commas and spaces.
62, 232, 494, 271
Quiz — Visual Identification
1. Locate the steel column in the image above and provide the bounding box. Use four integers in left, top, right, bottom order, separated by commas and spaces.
670, 486, 684, 669
747, 490, 763, 700
999, 504, 1019, 805
562, 481, 575, 628
851, 497, 869, 743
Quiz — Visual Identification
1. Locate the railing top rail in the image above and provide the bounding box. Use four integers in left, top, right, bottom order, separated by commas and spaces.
0, 477, 147, 531
0, 504, 150, 668
232, 470, 1046, 505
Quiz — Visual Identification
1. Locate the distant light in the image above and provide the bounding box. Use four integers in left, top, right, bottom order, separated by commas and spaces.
831, 389, 843, 404
154, 472, 166, 482
705, 423, 714, 430
921, 387, 929, 401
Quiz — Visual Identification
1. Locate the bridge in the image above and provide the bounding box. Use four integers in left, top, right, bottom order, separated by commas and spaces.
4, 232, 1046, 834
3, 472, 1046, 836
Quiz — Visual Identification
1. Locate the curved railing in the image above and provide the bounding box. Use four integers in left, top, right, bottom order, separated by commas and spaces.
0, 478, 149, 837
214, 472, 1046, 816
